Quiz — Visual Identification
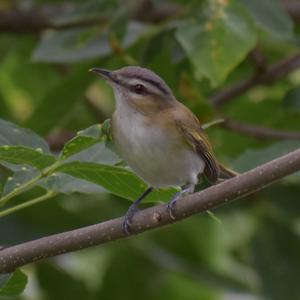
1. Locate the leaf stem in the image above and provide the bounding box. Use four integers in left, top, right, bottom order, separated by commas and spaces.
0, 161, 61, 206
0, 191, 56, 218
0, 174, 44, 207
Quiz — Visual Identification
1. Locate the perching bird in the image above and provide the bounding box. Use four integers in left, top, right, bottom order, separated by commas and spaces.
90, 66, 237, 233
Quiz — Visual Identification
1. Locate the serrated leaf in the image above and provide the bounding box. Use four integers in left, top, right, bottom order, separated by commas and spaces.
239, 0, 294, 41
0, 269, 28, 297
0, 118, 50, 152
176, 0, 257, 86
57, 161, 177, 202
0, 146, 56, 170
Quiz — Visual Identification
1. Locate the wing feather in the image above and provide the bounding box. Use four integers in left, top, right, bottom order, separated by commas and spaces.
176, 119, 220, 183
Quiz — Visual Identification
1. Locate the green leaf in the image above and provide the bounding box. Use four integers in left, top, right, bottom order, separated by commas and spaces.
40, 173, 107, 194
176, 0, 257, 86
239, 0, 294, 41
60, 124, 103, 160
2, 166, 39, 196
0, 146, 56, 171
57, 161, 177, 202
25, 71, 92, 135
32, 28, 112, 63
0, 118, 50, 152
50, 0, 119, 27
283, 86, 300, 114
60, 123, 120, 165
0, 269, 28, 297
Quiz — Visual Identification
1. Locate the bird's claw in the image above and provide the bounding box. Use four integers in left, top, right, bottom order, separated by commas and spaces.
122, 206, 140, 235
167, 199, 177, 220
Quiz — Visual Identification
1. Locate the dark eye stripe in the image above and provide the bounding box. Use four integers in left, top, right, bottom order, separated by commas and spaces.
125, 75, 170, 95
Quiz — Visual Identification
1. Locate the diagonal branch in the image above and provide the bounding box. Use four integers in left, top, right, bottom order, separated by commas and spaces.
0, 2, 181, 34
0, 148, 300, 274
222, 119, 300, 140
210, 52, 300, 107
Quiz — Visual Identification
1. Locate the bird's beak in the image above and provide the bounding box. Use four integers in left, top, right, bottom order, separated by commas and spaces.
89, 68, 112, 80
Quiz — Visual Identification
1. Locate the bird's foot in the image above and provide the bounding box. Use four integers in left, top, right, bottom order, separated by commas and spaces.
167, 193, 180, 220
122, 187, 153, 235
166, 184, 195, 220
123, 204, 140, 235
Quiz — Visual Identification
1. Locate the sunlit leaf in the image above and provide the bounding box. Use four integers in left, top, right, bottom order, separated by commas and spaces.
176, 0, 257, 86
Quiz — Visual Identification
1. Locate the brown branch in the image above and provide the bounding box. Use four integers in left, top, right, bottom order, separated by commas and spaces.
281, 0, 300, 22
0, 0, 298, 34
222, 119, 300, 140
0, 9, 107, 34
1, 149, 300, 274
248, 45, 268, 74
0, 2, 181, 34
210, 52, 300, 107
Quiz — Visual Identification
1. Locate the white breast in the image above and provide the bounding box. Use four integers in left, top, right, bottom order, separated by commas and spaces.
113, 104, 205, 188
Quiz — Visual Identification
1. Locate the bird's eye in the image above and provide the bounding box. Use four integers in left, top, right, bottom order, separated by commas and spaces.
133, 84, 146, 95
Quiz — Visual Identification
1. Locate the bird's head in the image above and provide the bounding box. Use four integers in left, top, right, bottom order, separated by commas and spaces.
89, 66, 176, 114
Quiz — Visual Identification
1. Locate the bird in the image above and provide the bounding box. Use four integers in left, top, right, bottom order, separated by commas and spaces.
90, 66, 237, 234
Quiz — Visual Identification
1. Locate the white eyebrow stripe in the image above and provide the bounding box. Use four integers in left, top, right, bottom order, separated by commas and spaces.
125, 78, 165, 95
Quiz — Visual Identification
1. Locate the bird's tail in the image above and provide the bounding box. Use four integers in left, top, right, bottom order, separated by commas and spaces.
218, 163, 239, 179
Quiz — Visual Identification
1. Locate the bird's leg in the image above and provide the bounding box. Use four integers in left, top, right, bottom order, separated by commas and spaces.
123, 187, 153, 234
167, 183, 195, 220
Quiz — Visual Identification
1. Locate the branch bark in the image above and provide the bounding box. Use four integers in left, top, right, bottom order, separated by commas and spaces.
1, 148, 300, 274
210, 52, 300, 107
222, 119, 300, 140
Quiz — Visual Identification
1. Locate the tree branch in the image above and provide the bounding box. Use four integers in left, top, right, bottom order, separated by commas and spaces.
210, 52, 300, 107
0, 2, 181, 34
282, 0, 300, 22
222, 119, 300, 140
0, 149, 300, 274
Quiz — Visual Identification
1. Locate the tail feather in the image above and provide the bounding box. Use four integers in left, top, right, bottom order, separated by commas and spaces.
218, 163, 239, 179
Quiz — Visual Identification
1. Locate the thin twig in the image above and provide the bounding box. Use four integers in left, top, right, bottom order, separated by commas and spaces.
0, 3, 181, 34
210, 52, 300, 107
222, 119, 300, 140
0, 191, 56, 218
0, 148, 299, 274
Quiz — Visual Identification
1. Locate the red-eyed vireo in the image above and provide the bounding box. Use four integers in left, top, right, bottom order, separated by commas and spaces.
90, 66, 237, 234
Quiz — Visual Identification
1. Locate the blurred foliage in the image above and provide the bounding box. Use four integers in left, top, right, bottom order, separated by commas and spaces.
0, 0, 300, 299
